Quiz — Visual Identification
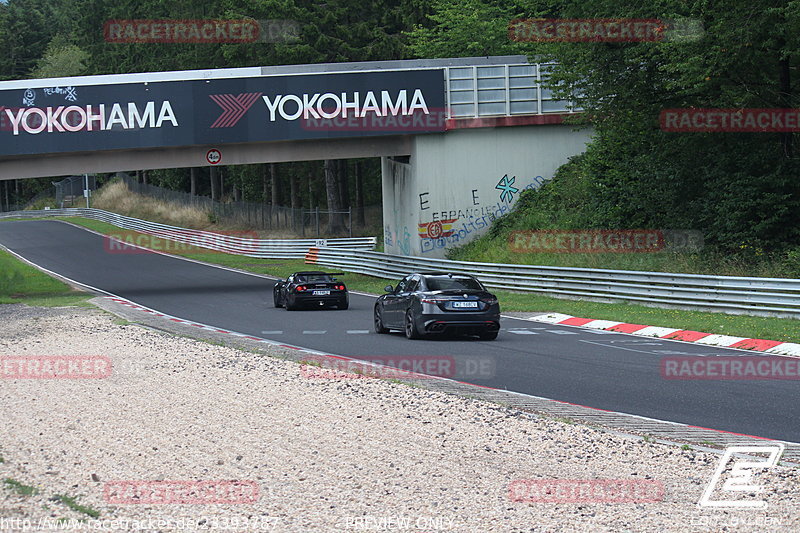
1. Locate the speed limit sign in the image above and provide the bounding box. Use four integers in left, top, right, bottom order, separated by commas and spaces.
206, 149, 221, 165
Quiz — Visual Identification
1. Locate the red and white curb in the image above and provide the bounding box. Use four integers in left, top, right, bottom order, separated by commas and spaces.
530, 313, 800, 357
103, 295, 799, 452
103, 296, 443, 381
104, 296, 329, 356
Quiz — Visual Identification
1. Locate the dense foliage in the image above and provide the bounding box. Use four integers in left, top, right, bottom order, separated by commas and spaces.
1, 0, 798, 263
408, 0, 800, 261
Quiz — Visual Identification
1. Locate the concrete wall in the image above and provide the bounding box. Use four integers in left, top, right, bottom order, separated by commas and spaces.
382, 124, 593, 258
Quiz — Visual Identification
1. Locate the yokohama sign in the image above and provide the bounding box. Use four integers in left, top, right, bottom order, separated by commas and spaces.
4, 102, 178, 135
0, 69, 445, 157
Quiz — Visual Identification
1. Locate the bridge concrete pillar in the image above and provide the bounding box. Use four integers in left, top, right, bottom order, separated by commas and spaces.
381, 124, 593, 258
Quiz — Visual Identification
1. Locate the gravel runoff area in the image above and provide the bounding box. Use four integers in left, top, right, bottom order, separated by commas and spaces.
1, 304, 798, 532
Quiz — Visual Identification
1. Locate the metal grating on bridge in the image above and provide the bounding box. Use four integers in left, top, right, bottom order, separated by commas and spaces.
445, 62, 578, 118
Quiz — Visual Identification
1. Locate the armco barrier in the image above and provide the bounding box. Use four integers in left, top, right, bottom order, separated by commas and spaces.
3, 209, 798, 318
0, 208, 376, 259
304, 248, 800, 319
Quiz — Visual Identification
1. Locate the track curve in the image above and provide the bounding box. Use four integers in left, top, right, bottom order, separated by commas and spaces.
1, 219, 798, 442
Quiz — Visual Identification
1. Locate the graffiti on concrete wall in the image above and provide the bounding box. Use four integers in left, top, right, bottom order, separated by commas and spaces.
419, 203, 512, 254
385, 225, 411, 254
418, 174, 550, 254
522, 175, 548, 192
418, 218, 457, 240
495, 175, 519, 203
397, 226, 411, 255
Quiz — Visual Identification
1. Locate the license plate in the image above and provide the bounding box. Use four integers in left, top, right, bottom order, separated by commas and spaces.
312, 290, 330, 296
452, 301, 478, 308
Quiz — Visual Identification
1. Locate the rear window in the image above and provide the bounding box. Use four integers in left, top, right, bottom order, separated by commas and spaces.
297, 274, 333, 283
425, 276, 483, 291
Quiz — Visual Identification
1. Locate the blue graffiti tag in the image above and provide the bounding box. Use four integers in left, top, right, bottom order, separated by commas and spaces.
496, 174, 519, 203
398, 226, 411, 255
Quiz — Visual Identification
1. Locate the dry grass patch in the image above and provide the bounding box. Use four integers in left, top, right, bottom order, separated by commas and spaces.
92, 181, 210, 229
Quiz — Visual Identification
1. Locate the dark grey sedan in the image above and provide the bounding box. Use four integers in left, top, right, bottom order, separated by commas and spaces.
374, 272, 500, 340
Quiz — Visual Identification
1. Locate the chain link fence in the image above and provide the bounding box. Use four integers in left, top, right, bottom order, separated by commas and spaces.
54, 175, 97, 208
117, 173, 380, 237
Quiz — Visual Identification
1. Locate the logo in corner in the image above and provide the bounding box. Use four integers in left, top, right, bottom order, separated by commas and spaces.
699, 444, 784, 509
209, 92, 263, 128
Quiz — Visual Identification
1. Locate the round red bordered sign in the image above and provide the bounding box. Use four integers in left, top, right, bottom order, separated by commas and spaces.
206, 149, 221, 165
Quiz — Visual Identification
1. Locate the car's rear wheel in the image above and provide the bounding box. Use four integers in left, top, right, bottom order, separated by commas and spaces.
374, 306, 389, 333
338, 298, 349, 310
479, 330, 498, 340
404, 310, 423, 340
285, 297, 297, 311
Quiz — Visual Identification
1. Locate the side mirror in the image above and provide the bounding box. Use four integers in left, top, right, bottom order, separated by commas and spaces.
384, 285, 394, 293
276, 279, 284, 284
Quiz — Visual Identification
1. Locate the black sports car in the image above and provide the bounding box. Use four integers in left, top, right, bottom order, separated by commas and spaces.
273, 271, 348, 310
374, 272, 500, 340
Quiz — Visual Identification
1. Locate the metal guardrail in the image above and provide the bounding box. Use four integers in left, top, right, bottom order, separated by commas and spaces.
305, 248, 800, 319
0, 208, 376, 259
4, 208, 797, 318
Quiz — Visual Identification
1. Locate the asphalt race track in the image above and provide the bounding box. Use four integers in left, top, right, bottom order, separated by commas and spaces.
1, 220, 798, 442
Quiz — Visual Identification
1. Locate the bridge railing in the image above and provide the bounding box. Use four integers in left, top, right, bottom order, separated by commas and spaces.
305, 248, 800, 319
445, 63, 580, 119
0, 208, 377, 259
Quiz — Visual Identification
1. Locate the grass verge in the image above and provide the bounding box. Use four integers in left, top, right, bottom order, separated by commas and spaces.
0, 247, 90, 307
5, 216, 798, 343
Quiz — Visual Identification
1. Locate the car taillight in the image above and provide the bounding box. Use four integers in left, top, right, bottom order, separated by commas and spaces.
335, 284, 345, 290
421, 298, 446, 304
482, 297, 498, 304
295, 285, 307, 292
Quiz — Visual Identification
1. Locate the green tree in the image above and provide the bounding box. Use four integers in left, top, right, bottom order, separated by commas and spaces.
406, 0, 527, 58
408, 0, 800, 256
31, 37, 89, 78
0, 0, 63, 79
